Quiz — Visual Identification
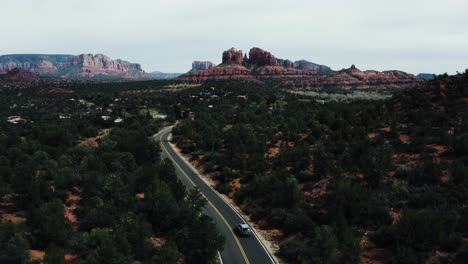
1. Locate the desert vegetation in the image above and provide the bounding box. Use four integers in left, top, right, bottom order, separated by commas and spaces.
172, 74, 468, 263
0, 82, 223, 264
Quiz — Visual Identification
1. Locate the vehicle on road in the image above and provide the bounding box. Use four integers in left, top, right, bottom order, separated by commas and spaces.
234, 223, 251, 237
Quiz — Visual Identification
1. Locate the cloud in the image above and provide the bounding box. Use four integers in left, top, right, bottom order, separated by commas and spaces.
1, 0, 467, 74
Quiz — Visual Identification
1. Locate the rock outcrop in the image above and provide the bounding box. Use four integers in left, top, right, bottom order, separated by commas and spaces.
222, 48, 244, 65
249, 47, 279, 67
179, 48, 422, 89
294, 60, 334, 74
180, 47, 316, 82
2, 68, 38, 81
277, 59, 295, 68
190, 61, 216, 72
282, 65, 423, 90
0, 54, 149, 80
181, 65, 254, 83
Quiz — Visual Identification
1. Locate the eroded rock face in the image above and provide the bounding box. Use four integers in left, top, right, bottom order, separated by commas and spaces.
179, 48, 421, 89
222, 48, 244, 65
254, 66, 316, 79
180, 47, 323, 82
3, 68, 38, 81
294, 60, 334, 74
0, 54, 148, 80
180, 65, 254, 83
277, 59, 295, 68
190, 61, 215, 72
282, 65, 423, 90
249, 47, 279, 67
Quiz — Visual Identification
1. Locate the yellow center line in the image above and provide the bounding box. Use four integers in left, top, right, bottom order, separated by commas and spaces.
158, 130, 251, 264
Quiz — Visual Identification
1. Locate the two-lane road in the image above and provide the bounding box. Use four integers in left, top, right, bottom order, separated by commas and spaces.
155, 127, 276, 264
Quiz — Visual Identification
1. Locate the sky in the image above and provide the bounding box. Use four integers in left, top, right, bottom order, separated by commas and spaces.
1, 0, 467, 74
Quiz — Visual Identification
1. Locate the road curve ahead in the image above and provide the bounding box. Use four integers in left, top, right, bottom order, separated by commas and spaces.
155, 127, 276, 264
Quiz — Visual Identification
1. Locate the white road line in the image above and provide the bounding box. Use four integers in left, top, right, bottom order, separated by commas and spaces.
218, 251, 224, 264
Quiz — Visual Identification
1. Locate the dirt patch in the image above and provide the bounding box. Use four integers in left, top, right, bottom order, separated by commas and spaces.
398, 133, 410, 143
65, 187, 81, 231
440, 169, 450, 183
228, 178, 242, 199
65, 254, 79, 263
266, 141, 282, 158
389, 209, 401, 224
427, 144, 447, 160
150, 236, 168, 247
29, 250, 46, 261
79, 129, 110, 147
360, 248, 391, 264
393, 153, 420, 165
380, 127, 391, 132
1, 213, 26, 223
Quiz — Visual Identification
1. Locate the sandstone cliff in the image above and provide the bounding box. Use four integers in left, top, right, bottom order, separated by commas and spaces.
222, 48, 244, 65
180, 47, 316, 82
190, 61, 216, 72
0, 54, 149, 80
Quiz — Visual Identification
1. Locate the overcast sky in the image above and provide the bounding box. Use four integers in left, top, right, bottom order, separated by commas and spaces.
1, 0, 467, 74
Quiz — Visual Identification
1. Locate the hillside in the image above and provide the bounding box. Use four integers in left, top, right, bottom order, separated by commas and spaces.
0, 54, 150, 80
171, 72, 468, 263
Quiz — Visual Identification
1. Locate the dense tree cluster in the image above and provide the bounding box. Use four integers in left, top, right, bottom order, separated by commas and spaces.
0, 83, 223, 263
172, 75, 468, 263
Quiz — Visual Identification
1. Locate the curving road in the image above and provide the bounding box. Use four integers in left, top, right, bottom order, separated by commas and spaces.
155, 127, 276, 264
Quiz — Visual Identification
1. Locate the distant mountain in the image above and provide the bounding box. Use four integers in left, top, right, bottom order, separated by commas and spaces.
293, 60, 334, 74
189, 61, 216, 72
149, 71, 182, 79
179, 47, 420, 90
282, 65, 422, 90
417, 73, 435, 80
0, 54, 150, 80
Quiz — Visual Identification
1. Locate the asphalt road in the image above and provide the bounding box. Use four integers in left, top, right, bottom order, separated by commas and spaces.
155, 127, 276, 264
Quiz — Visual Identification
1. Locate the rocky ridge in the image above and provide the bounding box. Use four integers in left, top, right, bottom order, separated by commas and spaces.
0, 54, 149, 80
190, 61, 216, 72
282, 65, 423, 90
180, 47, 316, 82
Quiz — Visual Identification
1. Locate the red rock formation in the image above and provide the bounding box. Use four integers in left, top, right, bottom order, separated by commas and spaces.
190, 61, 215, 72
254, 66, 316, 79
0, 54, 148, 80
180, 65, 254, 83
180, 48, 421, 89
249, 47, 279, 67
222, 48, 244, 65
3, 68, 38, 81
282, 65, 423, 90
